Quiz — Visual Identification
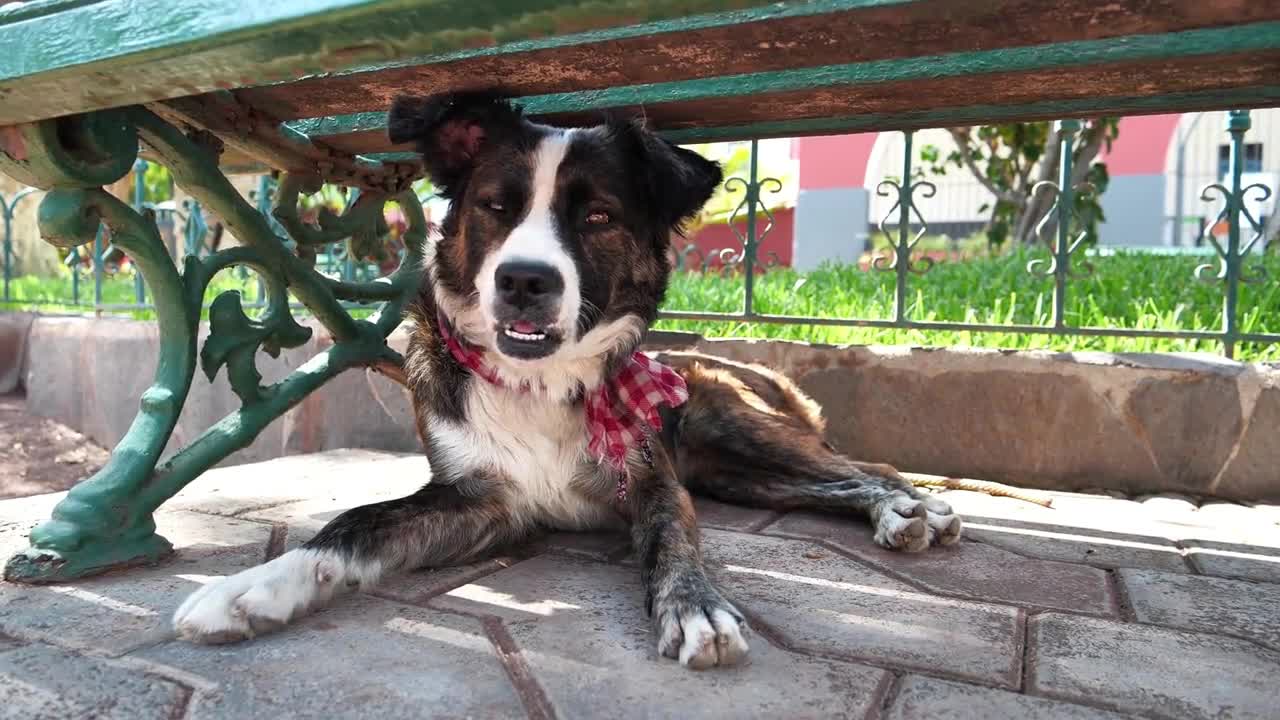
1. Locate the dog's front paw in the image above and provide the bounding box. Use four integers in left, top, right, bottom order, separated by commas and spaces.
173, 549, 346, 644
871, 493, 962, 552
652, 575, 749, 670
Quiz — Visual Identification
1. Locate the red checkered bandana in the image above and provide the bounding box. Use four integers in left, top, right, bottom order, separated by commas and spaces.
438, 312, 688, 500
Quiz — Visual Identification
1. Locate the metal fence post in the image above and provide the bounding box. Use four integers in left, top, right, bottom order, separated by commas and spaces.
132, 158, 148, 305
1052, 120, 1081, 330
93, 224, 104, 306
1220, 110, 1250, 358
742, 140, 759, 316
894, 131, 914, 323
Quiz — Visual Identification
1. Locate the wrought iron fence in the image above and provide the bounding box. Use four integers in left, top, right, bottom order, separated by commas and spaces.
665, 111, 1277, 359
2, 110, 1276, 359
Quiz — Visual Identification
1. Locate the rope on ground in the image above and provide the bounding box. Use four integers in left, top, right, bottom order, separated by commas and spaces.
906, 474, 1055, 508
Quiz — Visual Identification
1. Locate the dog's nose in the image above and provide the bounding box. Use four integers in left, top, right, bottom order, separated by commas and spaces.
495, 261, 564, 308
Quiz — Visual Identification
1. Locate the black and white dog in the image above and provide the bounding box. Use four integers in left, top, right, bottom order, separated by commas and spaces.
173, 91, 961, 669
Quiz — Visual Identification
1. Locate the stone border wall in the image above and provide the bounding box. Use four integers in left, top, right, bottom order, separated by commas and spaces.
2, 314, 1276, 501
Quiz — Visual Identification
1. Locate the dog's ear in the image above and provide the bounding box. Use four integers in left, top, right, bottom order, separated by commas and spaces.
615, 118, 723, 234
388, 91, 525, 196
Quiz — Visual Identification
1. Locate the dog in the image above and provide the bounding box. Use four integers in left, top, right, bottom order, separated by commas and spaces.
172, 91, 962, 669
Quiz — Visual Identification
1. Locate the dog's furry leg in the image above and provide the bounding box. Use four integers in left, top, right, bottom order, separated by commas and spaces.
174, 481, 520, 644
663, 356, 963, 552
628, 446, 749, 670
685, 437, 961, 553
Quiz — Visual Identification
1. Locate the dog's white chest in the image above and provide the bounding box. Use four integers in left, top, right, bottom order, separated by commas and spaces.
428, 383, 612, 528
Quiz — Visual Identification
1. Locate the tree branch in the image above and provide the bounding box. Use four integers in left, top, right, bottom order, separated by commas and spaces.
1070, 120, 1108, 188
949, 127, 1024, 206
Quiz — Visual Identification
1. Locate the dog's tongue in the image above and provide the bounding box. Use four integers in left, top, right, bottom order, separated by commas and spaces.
512, 321, 540, 334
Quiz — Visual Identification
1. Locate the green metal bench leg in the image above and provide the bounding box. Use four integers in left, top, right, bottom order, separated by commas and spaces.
0, 109, 423, 583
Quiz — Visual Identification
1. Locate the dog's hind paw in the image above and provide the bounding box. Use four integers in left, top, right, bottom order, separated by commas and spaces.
652, 575, 749, 670
872, 493, 961, 552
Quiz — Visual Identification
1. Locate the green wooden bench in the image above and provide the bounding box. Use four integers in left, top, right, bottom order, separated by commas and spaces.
2, 0, 1277, 582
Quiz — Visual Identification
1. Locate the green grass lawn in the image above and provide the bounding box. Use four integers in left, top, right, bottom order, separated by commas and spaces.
4, 248, 1279, 360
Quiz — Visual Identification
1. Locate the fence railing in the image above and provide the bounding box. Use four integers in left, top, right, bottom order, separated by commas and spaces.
2, 110, 1276, 359
664, 111, 1277, 359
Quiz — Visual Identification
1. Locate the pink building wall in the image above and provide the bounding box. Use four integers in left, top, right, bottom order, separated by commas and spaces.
795, 134, 879, 190
1102, 115, 1180, 175
682, 117, 1182, 268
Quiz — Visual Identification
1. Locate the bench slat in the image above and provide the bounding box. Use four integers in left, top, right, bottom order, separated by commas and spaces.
0, 0, 784, 125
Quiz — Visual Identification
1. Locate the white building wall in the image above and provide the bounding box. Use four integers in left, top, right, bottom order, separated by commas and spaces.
1163, 108, 1280, 247
865, 129, 997, 233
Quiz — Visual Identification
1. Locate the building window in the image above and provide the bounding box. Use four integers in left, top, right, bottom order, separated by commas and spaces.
1218, 142, 1264, 177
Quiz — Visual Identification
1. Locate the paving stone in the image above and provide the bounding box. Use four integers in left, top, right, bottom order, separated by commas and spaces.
0, 644, 187, 720
695, 530, 1021, 686
140, 595, 524, 720
1029, 613, 1280, 720
1119, 568, 1280, 651
532, 530, 630, 561
962, 521, 1190, 573
371, 558, 518, 605
1180, 533, 1280, 584
437, 553, 891, 719
886, 676, 1128, 720
939, 490, 1190, 572
693, 497, 778, 532
767, 512, 1114, 615
0, 511, 272, 655
170, 449, 427, 518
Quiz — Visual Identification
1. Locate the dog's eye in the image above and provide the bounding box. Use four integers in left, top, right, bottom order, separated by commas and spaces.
585, 210, 611, 226
484, 199, 506, 213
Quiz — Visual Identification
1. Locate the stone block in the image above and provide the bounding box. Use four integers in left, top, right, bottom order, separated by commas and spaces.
0, 644, 188, 720
1029, 613, 1280, 719
436, 553, 891, 719
1125, 373, 1242, 493
1182, 540, 1280, 584
171, 449, 427, 522
1118, 568, 1280, 651
696, 530, 1020, 687
140, 596, 525, 719
931, 490, 1190, 572
531, 531, 630, 561
0, 511, 272, 655
0, 311, 33, 393
693, 497, 777, 532
686, 340, 1276, 501
767, 511, 1114, 615
24, 318, 420, 470
887, 676, 1128, 720
1211, 385, 1280, 500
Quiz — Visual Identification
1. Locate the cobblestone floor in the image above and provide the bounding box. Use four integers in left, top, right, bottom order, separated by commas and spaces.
1, 449, 1278, 719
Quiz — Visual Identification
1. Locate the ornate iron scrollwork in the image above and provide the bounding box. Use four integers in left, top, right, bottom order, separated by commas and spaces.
3, 108, 426, 583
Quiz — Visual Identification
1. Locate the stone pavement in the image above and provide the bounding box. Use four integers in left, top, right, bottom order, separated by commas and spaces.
1, 450, 1278, 719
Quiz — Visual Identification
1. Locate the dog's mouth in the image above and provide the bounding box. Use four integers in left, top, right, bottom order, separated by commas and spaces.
496, 320, 562, 360
504, 320, 548, 342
